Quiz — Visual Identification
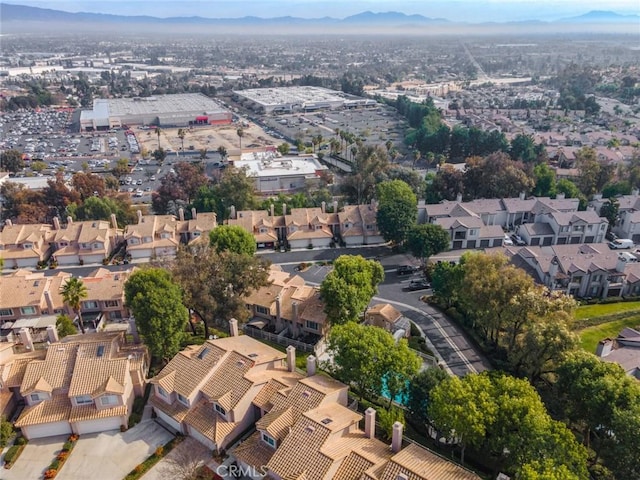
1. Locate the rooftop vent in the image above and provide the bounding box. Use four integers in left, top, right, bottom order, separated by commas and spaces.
97, 345, 105, 358
304, 426, 315, 433
302, 390, 311, 398
197, 347, 209, 360
320, 418, 333, 425
248, 353, 258, 358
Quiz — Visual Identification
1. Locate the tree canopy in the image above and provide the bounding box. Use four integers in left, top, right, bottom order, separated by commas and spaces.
375, 180, 417, 245
124, 268, 189, 361
209, 225, 256, 256
60, 277, 88, 334
406, 223, 450, 263
320, 255, 384, 325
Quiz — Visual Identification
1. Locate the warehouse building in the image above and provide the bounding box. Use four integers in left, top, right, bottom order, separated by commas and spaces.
79, 93, 232, 131
232, 86, 377, 114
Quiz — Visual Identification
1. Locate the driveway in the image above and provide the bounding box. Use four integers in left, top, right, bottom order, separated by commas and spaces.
56, 421, 173, 480
0, 435, 67, 480
141, 437, 212, 480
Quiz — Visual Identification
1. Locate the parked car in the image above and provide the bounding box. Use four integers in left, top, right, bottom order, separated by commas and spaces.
503, 234, 514, 246
406, 279, 431, 291
511, 234, 526, 246
397, 265, 418, 275
605, 231, 618, 242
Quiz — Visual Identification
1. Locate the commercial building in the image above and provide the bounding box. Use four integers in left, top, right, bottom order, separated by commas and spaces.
79, 93, 232, 131
232, 86, 377, 114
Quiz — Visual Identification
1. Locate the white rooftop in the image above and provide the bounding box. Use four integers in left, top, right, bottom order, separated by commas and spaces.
233, 86, 351, 108
236, 152, 327, 178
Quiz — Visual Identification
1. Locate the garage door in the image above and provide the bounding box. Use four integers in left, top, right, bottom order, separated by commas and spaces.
187, 425, 216, 450
23, 421, 72, 440
155, 409, 182, 433
74, 416, 122, 435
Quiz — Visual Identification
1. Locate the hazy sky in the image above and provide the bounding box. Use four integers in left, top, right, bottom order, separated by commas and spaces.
11, 0, 640, 22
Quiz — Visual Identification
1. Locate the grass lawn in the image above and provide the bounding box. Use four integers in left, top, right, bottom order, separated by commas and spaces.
575, 301, 640, 320
578, 316, 640, 353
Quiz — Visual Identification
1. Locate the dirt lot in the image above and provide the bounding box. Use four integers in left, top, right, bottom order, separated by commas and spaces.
136, 122, 281, 154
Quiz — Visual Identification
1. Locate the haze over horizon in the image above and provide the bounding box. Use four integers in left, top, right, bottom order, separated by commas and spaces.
5, 0, 640, 22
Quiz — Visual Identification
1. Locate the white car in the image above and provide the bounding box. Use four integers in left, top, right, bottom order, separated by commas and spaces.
503, 234, 514, 246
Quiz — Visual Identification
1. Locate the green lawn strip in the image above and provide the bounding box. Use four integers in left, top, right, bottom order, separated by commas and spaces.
575, 301, 640, 320
3, 439, 27, 469
578, 317, 640, 353
123, 435, 183, 480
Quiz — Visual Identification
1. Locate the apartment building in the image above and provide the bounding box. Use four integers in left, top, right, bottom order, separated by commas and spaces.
14, 331, 148, 439
0, 221, 54, 268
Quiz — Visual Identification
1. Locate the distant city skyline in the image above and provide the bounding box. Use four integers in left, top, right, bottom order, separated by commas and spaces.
6, 0, 640, 22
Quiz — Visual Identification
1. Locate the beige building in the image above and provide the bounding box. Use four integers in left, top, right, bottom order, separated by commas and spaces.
0, 220, 54, 268
365, 303, 411, 339
14, 331, 148, 440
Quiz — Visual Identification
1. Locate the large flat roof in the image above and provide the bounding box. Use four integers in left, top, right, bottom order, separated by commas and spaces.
233, 86, 351, 108
236, 151, 326, 178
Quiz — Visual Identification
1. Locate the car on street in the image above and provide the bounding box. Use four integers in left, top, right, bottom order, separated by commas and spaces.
397, 265, 419, 275
406, 279, 431, 291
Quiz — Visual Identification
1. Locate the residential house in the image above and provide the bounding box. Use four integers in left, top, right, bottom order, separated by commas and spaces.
595, 328, 640, 379
14, 331, 148, 439
435, 216, 504, 250
365, 303, 411, 339
0, 220, 53, 268
518, 210, 607, 246
227, 208, 283, 250
49, 216, 121, 266
0, 270, 70, 324
284, 207, 334, 250
0, 341, 46, 418
77, 267, 135, 323
124, 209, 216, 260
338, 204, 384, 246
149, 327, 302, 452
233, 359, 481, 480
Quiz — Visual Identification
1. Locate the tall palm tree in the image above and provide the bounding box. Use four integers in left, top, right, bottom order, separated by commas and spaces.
60, 277, 88, 334
236, 128, 244, 149
177, 128, 186, 155
156, 127, 163, 150
217, 145, 227, 161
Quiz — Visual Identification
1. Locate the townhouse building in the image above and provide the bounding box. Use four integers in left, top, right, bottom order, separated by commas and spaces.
591, 190, 640, 242
0, 221, 54, 268
13, 331, 148, 439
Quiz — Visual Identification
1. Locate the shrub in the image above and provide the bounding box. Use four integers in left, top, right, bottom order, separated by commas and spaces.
44, 469, 57, 479
155, 446, 164, 457
68, 434, 79, 442
50, 459, 60, 470
62, 441, 73, 452
15, 436, 27, 446
4, 445, 20, 465
378, 407, 405, 442
57, 451, 69, 461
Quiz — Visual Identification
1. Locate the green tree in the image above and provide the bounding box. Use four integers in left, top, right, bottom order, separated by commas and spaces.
112, 158, 131, 179
328, 322, 420, 401
407, 367, 449, 429
375, 180, 417, 245
152, 147, 167, 166
532, 163, 557, 197
406, 223, 450, 264
430, 260, 465, 307
0, 149, 24, 173
277, 143, 290, 156
209, 225, 256, 256
55, 314, 78, 338
510, 133, 537, 163
236, 128, 244, 149
575, 147, 614, 196
600, 404, 640, 480
599, 198, 619, 232
214, 166, 257, 220
320, 255, 384, 325
31, 160, 47, 173
171, 245, 270, 338
155, 127, 163, 150
60, 277, 88, 334
124, 268, 189, 362
0, 417, 13, 448
177, 128, 187, 153
216, 146, 227, 161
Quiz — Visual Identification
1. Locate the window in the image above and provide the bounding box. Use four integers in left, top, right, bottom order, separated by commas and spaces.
20, 306, 37, 316
469, 229, 477, 236
157, 386, 168, 398
30, 393, 42, 402
104, 300, 119, 308
143, 236, 153, 243
101, 395, 118, 406
177, 393, 189, 406
128, 238, 139, 245
83, 301, 99, 310
306, 321, 319, 331
366, 224, 375, 230
93, 242, 103, 249
214, 403, 226, 417
192, 232, 200, 237
160, 233, 171, 239
256, 305, 269, 315
23, 243, 33, 249
76, 395, 92, 405
261, 432, 276, 448
0, 309, 13, 317
593, 275, 602, 283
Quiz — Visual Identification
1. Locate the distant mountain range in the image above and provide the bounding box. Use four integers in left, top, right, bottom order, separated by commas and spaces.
0, 3, 637, 27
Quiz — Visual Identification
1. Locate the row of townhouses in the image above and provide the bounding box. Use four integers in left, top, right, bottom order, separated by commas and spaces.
0, 326, 480, 480
420, 193, 608, 249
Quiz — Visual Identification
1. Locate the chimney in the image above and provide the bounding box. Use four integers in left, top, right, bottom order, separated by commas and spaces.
556, 192, 566, 200
229, 318, 239, 337
364, 408, 376, 439
137, 210, 143, 224
178, 208, 185, 221
52, 217, 60, 230
275, 295, 282, 323
596, 338, 613, 357
306, 355, 317, 376
333, 200, 338, 213
43, 290, 55, 314
616, 254, 628, 273
4, 219, 12, 227
270, 204, 275, 217
191, 207, 197, 220
519, 191, 526, 201
129, 318, 140, 343
633, 188, 640, 197
18, 327, 34, 351
282, 203, 287, 216
110, 213, 118, 230
286, 345, 296, 372
587, 205, 595, 212
456, 193, 462, 203
321, 201, 326, 213
230, 205, 237, 220
66, 216, 73, 225
46, 324, 59, 343
391, 422, 403, 453
292, 302, 299, 322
